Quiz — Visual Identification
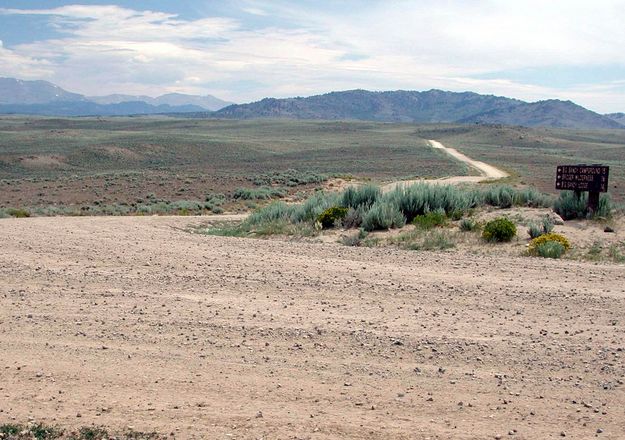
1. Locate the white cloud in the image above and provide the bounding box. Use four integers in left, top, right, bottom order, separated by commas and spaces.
0, 40, 53, 78
1, 2, 624, 111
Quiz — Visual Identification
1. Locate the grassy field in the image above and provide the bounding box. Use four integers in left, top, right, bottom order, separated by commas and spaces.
0, 117, 465, 210
414, 124, 625, 201
1, 116, 623, 212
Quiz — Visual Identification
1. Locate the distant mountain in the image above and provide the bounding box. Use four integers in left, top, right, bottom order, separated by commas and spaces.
213, 89, 623, 129
0, 101, 205, 117
0, 77, 85, 104
89, 92, 232, 111
1, 77, 622, 129
0, 77, 230, 115
214, 89, 522, 123
459, 100, 625, 130
606, 112, 625, 125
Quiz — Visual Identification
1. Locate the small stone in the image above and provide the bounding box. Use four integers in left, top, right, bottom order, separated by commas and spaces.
604, 226, 615, 233
597, 428, 604, 434
255, 411, 263, 418
76, 413, 82, 418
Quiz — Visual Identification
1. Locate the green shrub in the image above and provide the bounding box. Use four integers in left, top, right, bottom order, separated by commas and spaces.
450, 209, 464, 221
362, 201, 406, 231
6, 208, 31, 218
528, 233, 571, 253
412, 209, 447, 229
535, 241, 565, 259
341, 185, 381, 209
211, 206, 224, 214
0, 209, 9, 219
316, 206, 349, 229
482, 217, 516, 242
459, 218, 478, 232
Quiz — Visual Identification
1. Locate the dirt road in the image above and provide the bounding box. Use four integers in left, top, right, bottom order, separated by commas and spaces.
383, 140, 509, 192
1, 216, 624, 439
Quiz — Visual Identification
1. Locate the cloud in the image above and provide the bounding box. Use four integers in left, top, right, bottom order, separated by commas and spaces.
0, 2, 624, 111
0, 40, 53, 78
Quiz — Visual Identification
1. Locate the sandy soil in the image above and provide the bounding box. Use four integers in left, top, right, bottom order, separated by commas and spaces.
383, 140, 510, 192
1, 216, 624, 439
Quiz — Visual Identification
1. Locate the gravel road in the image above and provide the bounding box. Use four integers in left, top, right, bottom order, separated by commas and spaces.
1, 216, 624, 439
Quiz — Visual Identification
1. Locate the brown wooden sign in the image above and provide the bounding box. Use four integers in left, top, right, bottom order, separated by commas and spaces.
555, 165, 609, 193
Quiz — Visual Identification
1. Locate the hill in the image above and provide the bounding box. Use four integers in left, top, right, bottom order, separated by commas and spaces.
459, 99, 625, 129
213, 89, 623, 130
606, 112, 625, 125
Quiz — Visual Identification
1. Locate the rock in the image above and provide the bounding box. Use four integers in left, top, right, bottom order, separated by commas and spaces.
597, 428, 604, 434
548, 212, 565, 225
604, 226, 615, 233
255, 411, 263, 418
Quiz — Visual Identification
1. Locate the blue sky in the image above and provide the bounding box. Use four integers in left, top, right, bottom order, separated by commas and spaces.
0, 0, 624, 112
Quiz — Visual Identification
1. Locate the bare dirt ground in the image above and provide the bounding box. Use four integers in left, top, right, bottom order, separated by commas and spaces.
1, 216, 624, 439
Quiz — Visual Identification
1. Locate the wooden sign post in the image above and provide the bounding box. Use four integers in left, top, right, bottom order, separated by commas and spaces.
555, 164, 609, 213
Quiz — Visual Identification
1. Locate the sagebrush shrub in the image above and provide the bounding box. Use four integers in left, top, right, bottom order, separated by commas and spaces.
234, 186, 286, 200
535, 241, 565, 259
459, 218, 478, 232
482, 217, 516, 242
341, 185, 381, 209
317, 206, 349, 228
362, 201, 406, 231
342, 206, 364, 229
541, 216, 554, 234
553, 191, 612, 220
527, 223, 543, 239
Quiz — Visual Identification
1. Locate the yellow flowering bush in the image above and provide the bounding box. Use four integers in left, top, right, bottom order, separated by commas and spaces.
528, 233, 571, 255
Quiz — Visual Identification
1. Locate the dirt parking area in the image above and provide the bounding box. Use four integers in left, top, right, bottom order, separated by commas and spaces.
1, 216, 624, 439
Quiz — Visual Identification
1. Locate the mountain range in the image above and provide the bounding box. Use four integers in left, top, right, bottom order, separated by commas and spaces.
212, 90, 623, 129
0, 77, 232, 115
0, 77, 623, 129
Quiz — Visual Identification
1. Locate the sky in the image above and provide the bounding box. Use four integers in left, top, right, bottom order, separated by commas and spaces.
0, 0, 624, 113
